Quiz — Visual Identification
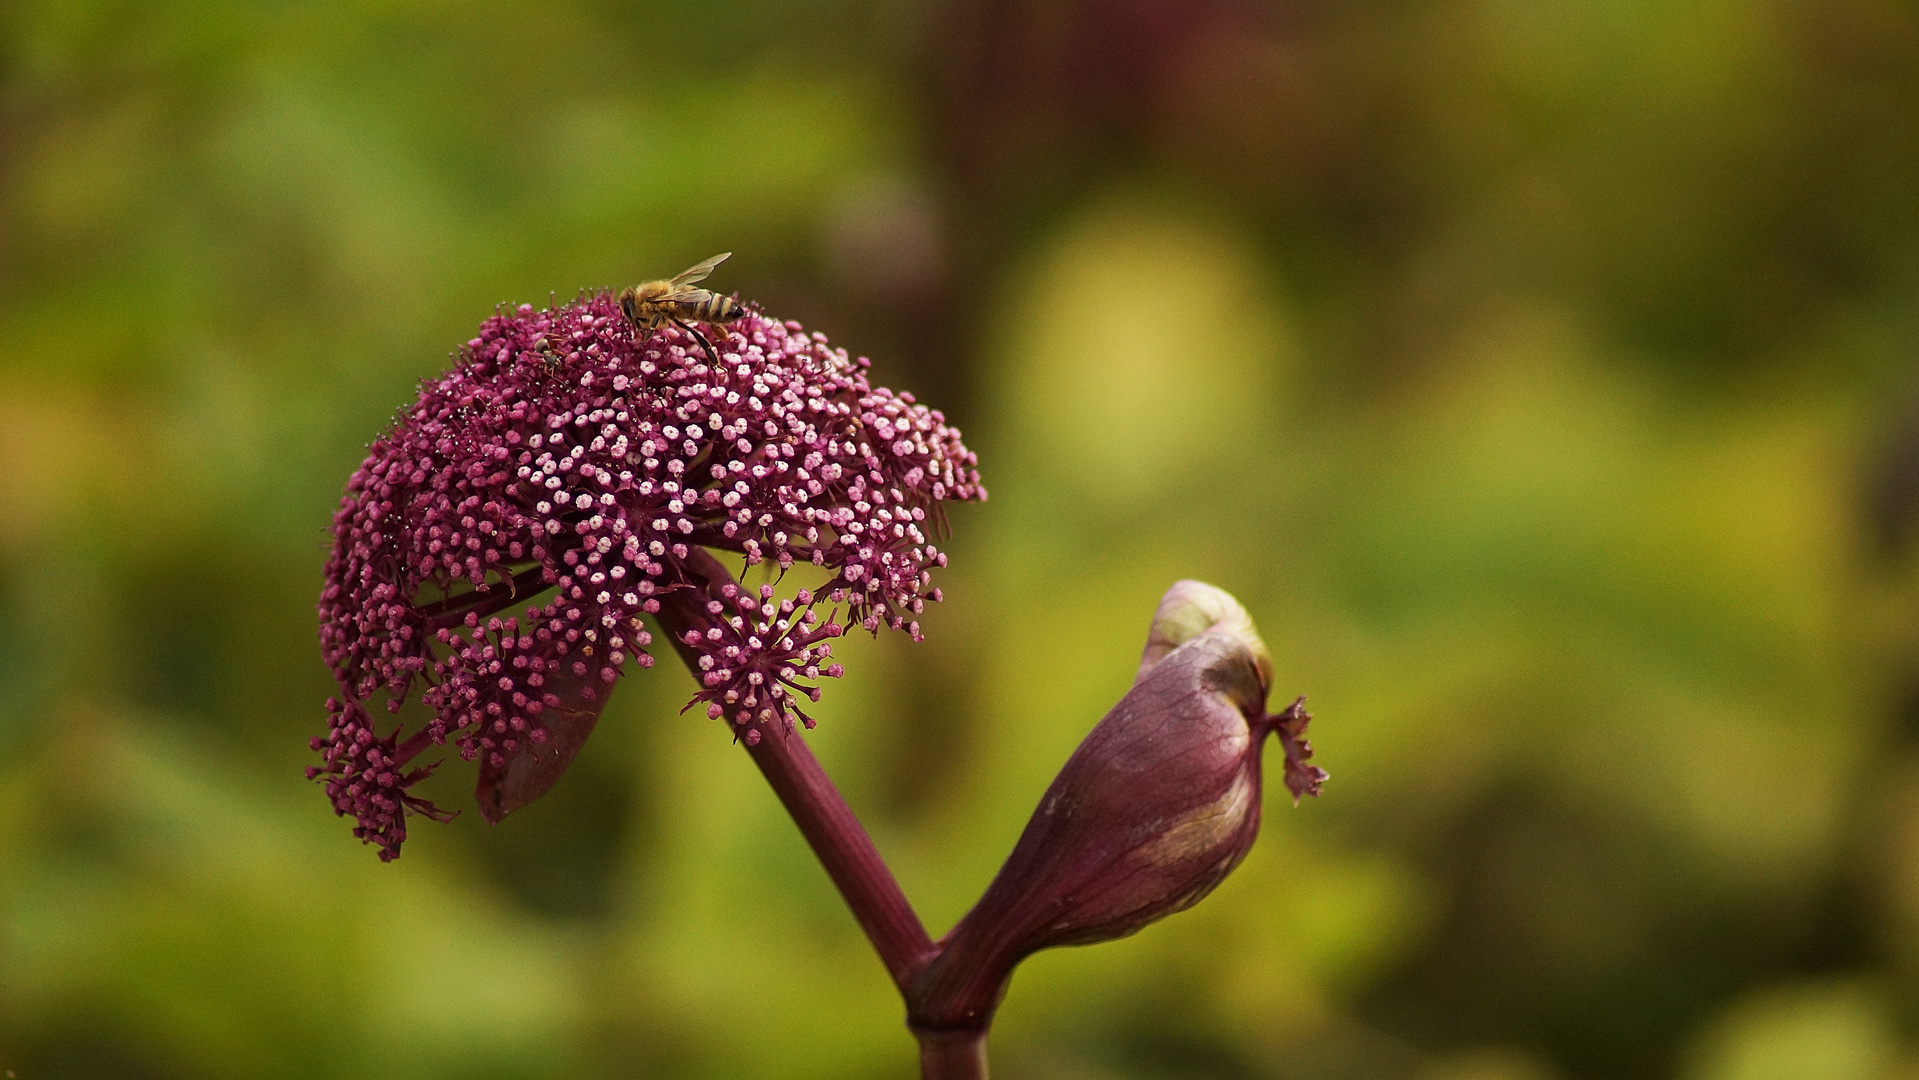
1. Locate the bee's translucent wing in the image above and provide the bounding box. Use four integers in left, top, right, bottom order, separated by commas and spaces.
670, 252, 731, 287
662, 287, 715, 305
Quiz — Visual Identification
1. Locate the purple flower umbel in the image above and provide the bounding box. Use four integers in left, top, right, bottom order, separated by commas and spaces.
313, 297, 984, 860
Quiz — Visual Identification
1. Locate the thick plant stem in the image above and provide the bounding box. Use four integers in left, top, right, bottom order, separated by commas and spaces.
656, 548, 938, 992
740, 719, 937, 989
916, 1029, 989, 1080
659, 548, 994, 1075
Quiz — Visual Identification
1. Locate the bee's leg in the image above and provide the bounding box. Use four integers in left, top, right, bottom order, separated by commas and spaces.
677, 319, 720, 365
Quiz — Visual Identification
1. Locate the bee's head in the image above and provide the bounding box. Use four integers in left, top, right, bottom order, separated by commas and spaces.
619, 292, 638, 323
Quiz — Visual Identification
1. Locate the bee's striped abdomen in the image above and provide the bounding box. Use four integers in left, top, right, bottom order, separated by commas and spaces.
688, 294, 741, 324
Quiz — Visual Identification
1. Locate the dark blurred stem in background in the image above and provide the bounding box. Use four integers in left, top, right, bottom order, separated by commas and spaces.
658, 548, 989, 1078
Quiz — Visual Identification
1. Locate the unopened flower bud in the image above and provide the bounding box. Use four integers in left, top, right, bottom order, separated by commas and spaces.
908, 582, 1324, 1033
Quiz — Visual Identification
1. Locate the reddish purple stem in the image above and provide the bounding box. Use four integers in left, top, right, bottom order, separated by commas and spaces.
739, 718, 938, 990
917, 1029, 990, 1079
655, 549, 943, 992
654, 550, 983, 1076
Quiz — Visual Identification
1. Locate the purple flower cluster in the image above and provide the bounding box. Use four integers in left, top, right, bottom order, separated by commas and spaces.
314, 295, 983, 860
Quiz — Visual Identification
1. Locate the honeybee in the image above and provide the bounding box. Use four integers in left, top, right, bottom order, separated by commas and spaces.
618, 252, 744, 363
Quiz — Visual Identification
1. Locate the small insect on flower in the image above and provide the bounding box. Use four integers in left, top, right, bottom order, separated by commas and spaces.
617, 252, 744, 364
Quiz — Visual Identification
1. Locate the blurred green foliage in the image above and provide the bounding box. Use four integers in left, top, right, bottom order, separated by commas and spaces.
5, 0, 1919, 1077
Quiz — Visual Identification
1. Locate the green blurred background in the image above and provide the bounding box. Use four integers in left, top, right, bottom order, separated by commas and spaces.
6, 1, 1919, 1077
